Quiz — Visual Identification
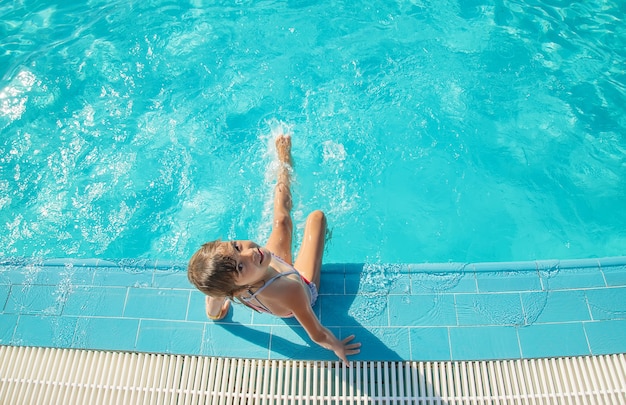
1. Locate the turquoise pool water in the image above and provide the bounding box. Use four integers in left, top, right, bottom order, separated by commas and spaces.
1, 0, 625, 264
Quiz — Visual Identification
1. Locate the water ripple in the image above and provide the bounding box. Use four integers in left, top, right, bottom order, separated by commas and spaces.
1, 0, 625, 262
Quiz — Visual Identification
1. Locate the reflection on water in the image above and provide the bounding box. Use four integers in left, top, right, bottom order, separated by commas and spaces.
1, 0, 625, 263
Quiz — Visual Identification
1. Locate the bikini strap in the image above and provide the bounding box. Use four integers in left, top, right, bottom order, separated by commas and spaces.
242, 268, 298, 300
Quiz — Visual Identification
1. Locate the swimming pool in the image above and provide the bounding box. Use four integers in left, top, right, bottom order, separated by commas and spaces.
1, 1, 626, 373
2, 0, 625, 265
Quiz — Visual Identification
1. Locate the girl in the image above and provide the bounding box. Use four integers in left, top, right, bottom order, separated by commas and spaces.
188, 134, 360, 364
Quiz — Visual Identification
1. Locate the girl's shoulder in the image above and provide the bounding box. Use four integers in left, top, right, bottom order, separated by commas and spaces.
263, 257, 304, 297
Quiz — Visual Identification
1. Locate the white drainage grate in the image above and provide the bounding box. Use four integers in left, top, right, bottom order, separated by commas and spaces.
1, 346, 625, 404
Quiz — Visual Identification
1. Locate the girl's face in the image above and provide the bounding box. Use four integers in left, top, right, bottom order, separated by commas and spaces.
221, 240, 270, 287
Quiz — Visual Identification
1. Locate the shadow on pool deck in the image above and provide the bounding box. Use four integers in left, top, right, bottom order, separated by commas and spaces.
1, 256, 625, 362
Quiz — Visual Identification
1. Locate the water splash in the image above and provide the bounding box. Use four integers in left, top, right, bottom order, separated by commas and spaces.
44, 262, 76, 316
470, 294, 526, 326
115, 258, 151, 274
0, 69, 36, 122
522, 292, 549, 326
349, 263, 404, 323
322, 140, 347, 162
411, 269, 467, 293
21, 260, 44, 288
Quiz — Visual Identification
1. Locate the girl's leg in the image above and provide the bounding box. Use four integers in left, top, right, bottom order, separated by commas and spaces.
265, 182, 293, 263
294, 210, 326, 288
265, 135, 294, 262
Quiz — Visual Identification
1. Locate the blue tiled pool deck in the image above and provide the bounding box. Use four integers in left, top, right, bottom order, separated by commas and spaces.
1, 257, 625, 362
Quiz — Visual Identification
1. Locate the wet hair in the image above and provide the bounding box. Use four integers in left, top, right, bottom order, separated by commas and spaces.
187, 240, 247, 298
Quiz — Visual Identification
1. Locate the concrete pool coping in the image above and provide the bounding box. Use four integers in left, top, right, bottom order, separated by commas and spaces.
1, 256, 625, 362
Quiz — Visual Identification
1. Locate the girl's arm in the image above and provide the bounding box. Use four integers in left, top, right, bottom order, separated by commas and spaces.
288, 289, 361, 365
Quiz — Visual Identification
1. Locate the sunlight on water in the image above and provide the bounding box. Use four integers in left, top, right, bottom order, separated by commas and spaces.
0, 0, 625, 264
0, 70, 36, 122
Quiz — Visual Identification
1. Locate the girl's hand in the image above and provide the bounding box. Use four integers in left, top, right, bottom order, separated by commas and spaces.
334, 335, 361, 366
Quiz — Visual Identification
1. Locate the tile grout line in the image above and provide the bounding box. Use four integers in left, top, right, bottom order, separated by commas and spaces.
581, 322, 593, 356
2, 260, 626, 361
134, 319, 142, 350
